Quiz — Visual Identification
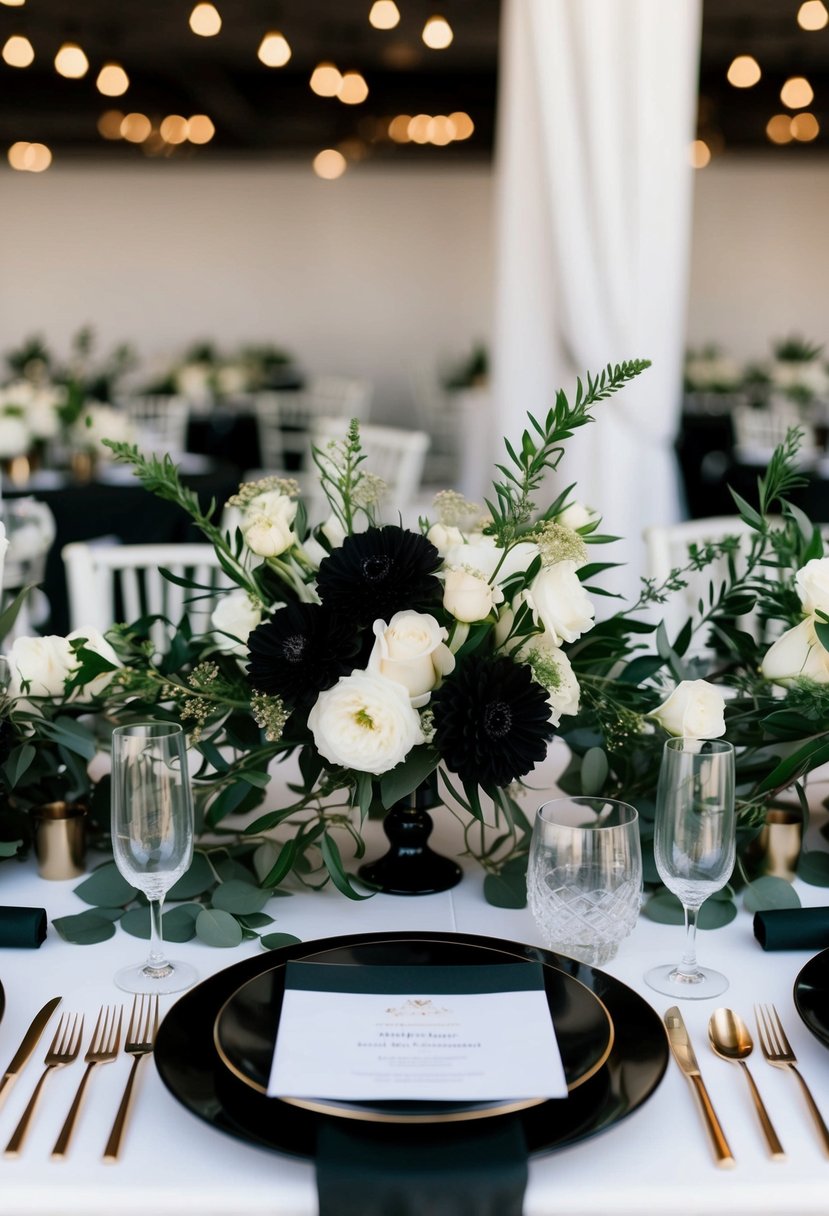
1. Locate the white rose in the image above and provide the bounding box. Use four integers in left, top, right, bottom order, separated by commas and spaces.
517, 636, 580, 726
426, 523, 464, 556
524, 561, 595, 645
211, 593, 263, 654
650, 679, 726, 739
796, 558, 829, 616
243, 513, 296, 558
443, 568, 504, 623
7, 634, 76, 706
442, 538, 539, 584
308, 670, 423, 775
368, 611, 455, 707
66, 627, 121, 699
557, 501, 599, 532
761, 617, 829, 685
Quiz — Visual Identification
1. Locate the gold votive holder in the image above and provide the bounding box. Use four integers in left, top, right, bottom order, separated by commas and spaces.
756, 807, 803, 882
31, 801, 88, 880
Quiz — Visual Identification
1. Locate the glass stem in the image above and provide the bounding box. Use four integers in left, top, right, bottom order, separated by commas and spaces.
146, 896, 169, 974
677, 903, 701, 979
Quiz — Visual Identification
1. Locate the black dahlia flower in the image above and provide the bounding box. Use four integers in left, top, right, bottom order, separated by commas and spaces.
431, 655, 555, 789
315, 525, 442, 627
246, 601, 359, 709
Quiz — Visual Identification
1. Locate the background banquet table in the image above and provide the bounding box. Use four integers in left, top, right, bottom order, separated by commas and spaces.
1, 752, 828, 1216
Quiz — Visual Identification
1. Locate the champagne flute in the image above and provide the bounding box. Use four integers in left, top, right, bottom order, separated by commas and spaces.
111, 722, 198, 995
644, 737, 735, 999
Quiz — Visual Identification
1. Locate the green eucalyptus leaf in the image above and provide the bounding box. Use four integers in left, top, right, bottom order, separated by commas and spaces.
261, 932, 303, 950
743, 876, 801, 913
379, 747, 439, 810
0, 839, 22, 857
214, 857, 254, 884
74, 862, 137, 908
643, 890, 737, 929
167, 852, 215, 900
483, 868, 527, 909
195, 908, 244, 947
236, 912, 274, 929
253, 841, 280, 884
212, 879, 270, 915
120, 906, 152, 939
163, 903, 202, 942
580, 747, 608, 796
52, 910, 118, 945
797, 851, 829, 887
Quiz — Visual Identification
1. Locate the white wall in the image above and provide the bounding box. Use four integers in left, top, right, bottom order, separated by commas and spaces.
687, 155, 829, 360
3, 154, 828, 419
1, 162, 494, 424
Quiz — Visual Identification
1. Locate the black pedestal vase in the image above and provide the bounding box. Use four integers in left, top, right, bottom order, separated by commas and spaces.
358, 775, 462, 896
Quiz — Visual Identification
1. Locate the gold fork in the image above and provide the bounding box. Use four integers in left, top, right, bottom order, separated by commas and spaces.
755, 1003, 829, 1156
51, 1004, 123, 1160
4, 1013, 84, 1157
102, 994, 159, 1163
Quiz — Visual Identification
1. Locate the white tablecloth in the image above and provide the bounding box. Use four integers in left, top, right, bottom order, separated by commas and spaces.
1, 757, 828, 1216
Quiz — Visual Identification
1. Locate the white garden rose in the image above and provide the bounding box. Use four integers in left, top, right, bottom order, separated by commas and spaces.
368, 611, 455, 707
442, 538, 539, 584
7, 634, 76, 705
524, 560, 595, 645
66, 627, 121, 699
761, 617, 829, 685
518, 635, 580, 726
211, 593, 263, 654
443, 568, 504, 623
556, 501, 599, 532
308, 670, 423, 775
795, 558, 829, 616
650, 679, 726, 739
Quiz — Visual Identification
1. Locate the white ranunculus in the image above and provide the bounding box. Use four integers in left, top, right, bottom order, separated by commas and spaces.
426, 523, 465, 556
211, 593, 263, 654
650, 679, 727, 739
66, 627, 121, 699
7, 634, 76, 705
518, 636, 580, 726
308, 670, 423, 775
442, 538, 539, 585
245, 489, 298, 526
243, 512, 296, 558
524, 561, 595, 645
796, 558, 829, 616
443, 568, 504, 623
761, 617, 829, 685
556, 501, 599, 532
368, 611, 455, 707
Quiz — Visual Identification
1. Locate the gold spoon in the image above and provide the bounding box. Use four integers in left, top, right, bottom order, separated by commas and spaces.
708, 1007, 786, 1160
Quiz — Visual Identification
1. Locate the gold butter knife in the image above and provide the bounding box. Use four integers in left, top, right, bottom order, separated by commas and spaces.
0, 996, 62, 1113
664, 1005, 736, 1168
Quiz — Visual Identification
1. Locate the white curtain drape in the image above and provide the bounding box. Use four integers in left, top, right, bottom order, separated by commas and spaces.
491, 0, 702, 604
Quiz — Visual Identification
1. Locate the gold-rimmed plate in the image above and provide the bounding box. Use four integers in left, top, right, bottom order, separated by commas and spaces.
213, 936, 614, 1124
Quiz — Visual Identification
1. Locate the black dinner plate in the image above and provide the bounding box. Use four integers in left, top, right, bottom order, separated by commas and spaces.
794, 948, 829, 1049
213, 939, 614, 1123
155, 932, 668, 1160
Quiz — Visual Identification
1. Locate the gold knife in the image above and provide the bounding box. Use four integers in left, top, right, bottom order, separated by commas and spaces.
0, 996, 62, 1112
664, 1006, 736, 1168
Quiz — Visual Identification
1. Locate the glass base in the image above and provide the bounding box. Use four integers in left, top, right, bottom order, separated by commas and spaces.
114, 958, 198, 995
644, 962, 728, 1000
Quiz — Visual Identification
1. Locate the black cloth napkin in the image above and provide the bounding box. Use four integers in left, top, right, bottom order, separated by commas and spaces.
0, 906, 47, 948
316, 1114, 529, 1216
753, 907, 829, 951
